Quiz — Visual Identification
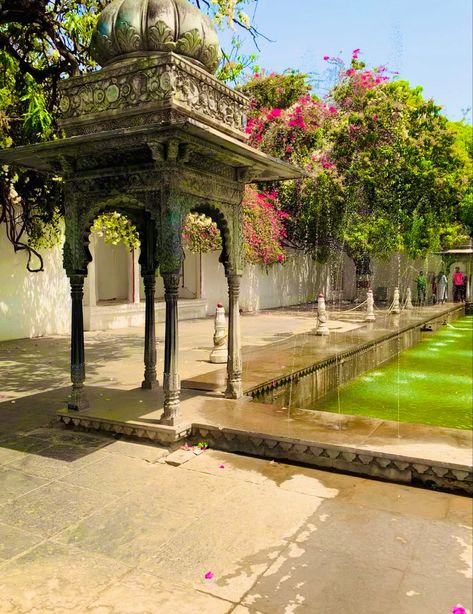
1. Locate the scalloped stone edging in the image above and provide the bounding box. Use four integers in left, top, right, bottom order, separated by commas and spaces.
189, 424, 473, 495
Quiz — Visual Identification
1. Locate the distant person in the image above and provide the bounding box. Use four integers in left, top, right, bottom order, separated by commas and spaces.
461, 272, 468, 302
415, 271, 427, 304
431, 274, 437, 304
437, 272, 448, 304
453, 267, 465, 302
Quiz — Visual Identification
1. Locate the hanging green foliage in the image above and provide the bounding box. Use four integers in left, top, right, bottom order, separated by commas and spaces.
91, 212, 140, 251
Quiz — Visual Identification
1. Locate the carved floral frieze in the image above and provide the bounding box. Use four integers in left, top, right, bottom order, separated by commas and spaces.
59, 54, 246, 137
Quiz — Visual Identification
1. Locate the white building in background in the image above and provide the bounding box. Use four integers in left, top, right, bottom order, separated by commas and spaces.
0, 224, 463, 342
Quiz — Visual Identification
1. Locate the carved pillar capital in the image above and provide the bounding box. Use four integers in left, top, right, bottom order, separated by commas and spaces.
162, 272, 180, 295
226, 272, 241, 294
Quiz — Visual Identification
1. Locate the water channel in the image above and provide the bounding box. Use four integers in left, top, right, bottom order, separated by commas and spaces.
306, 315, 472, 430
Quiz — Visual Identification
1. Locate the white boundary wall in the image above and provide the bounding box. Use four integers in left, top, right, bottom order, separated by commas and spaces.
0, 228, 457, 342
0, 228, 70, 341
202, 250, 330, 312
342, 253, 445, 302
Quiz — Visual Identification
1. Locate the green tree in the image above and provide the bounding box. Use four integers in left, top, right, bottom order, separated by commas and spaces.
450, 120, 473, 238
246, 53, 472, 284
0, 0, 258, 270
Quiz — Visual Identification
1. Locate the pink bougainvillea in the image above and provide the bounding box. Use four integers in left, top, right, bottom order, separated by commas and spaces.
243, 187, 288, 266
182, 187, 289, 267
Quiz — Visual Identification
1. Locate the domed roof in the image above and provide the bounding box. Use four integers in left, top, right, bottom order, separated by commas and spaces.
90, 0, 221, 73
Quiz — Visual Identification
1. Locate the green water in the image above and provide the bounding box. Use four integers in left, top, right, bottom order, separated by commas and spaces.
310, 316, 472, 430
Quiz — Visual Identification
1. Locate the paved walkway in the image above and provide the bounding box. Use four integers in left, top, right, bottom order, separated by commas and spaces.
0, 425, 471, 613
0, 306, 472, 612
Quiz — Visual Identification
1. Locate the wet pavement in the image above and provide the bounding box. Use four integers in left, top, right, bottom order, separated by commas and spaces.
0, 429, 471, 613
0, 305, 472, 612
182, 304, 463, 393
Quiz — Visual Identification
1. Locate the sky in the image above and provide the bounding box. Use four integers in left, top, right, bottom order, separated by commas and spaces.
221, 0, 472, 122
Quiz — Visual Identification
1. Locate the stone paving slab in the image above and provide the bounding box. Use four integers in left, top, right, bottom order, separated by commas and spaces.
0, 431, 471, 613
86, 571, 234, 614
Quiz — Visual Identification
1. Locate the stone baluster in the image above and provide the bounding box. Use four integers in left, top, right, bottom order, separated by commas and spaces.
392, 287, 401, 314
160, 273, 181, 425
225, 273, 243, 399
315, 293, 330, 336
142, 273, 158, 389
405, 287, 413, 310
365, 289, 376, 322
68, 274, 89, 411
210, 304, 228, 363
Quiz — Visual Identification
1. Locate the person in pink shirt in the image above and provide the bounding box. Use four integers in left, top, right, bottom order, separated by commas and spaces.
452, 267, 465, 302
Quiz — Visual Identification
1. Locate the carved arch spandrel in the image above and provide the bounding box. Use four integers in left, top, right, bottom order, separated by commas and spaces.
187, 200, 235, 274
157, 189, 244, 277
189, 197, 244, 276
63, 191, 159, 276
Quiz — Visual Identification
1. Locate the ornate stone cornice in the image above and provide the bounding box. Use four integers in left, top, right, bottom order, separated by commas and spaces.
59, 53, 247, 140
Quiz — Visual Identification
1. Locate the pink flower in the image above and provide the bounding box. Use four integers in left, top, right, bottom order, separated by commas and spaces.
323, 55, 330, 60
328, 106, 337, 113
346, 68, 355, 76
286, 145, 293, 153
277, 254, 284, 262
266, 108, 283, 120
452, 607, 468, 614
204, 571, 214, 580
218, 464, 225, 469
353, 48, 360, 55
373, 115, 379, 121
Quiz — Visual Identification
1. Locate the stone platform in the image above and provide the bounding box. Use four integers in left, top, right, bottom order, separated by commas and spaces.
54, 303, 472, 493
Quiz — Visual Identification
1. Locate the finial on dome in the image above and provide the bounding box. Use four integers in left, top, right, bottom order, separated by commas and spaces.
90, 0, 221, 73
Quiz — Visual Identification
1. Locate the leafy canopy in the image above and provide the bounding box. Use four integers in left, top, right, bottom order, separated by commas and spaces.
246, 51, 472, 265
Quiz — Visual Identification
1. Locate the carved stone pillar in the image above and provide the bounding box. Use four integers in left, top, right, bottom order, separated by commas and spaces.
68, 274, 89, 411
142, 273, 158, 390
225, 273, 243, 399
160, 272, 181, 425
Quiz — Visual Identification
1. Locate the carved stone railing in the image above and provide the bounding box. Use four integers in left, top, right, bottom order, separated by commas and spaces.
59, 52, 247, 139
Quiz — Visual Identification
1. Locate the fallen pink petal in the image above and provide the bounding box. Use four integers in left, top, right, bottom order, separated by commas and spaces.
204, 571, 214, 580
219, 464, 225, 469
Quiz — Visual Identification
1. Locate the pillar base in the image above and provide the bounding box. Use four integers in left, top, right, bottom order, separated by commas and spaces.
67, 399, 90, 411
141, 379, 160, 390
159, 414, 180, 427
225, 379, 243, 399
